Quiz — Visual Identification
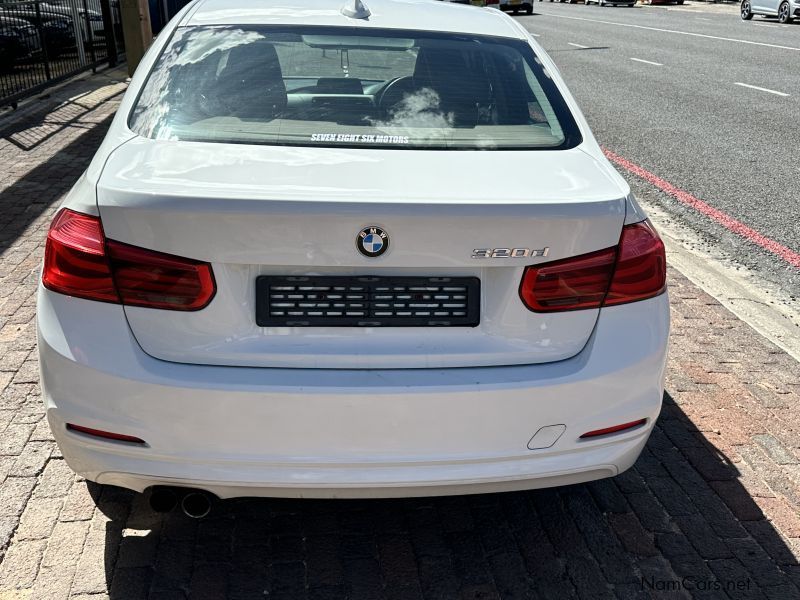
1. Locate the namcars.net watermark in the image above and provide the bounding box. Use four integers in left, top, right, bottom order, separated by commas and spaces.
641, 576, 753, 593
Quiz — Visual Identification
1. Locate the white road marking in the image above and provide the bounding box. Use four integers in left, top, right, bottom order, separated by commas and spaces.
630, 57, 663, 66
529, 32, 541, 37
568, 42, 589, 48
734, 82, 790, 97
538, 12, 800, 52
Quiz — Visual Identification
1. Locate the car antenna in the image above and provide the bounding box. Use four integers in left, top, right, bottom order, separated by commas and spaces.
341, 0, 371, 19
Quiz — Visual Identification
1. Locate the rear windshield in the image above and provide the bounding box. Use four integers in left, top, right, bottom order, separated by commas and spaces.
129, 26, 582, 150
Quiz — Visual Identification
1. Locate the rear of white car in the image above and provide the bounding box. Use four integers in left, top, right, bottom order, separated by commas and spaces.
497, 0, 534, 15
37, 0, 669, 499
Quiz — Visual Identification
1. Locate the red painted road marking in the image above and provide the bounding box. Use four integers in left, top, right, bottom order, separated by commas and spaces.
604, 148, 800, 269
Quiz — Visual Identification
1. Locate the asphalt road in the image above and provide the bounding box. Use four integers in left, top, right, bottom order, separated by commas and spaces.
515, 4, 800, 301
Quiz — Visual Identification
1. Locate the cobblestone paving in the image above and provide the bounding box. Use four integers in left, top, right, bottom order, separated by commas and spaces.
1, 71, 800, 600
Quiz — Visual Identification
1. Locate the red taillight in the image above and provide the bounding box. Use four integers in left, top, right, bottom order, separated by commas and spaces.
580, 419, 647, 439
519, 247, 616, 312
519, 220, 666, 313
43, 209, 216, 311
66, 423, 146, 444
43, 209, 118, 303
107, 240, 216, 311
603, 220, 667, 306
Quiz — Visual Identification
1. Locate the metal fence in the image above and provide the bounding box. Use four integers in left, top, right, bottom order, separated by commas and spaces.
1, 0, 124, 108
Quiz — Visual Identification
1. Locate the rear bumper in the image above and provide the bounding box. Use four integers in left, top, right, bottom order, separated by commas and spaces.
37, 286, 669, 499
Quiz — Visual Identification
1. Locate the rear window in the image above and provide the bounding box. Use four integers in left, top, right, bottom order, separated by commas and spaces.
129, 26, 582, 150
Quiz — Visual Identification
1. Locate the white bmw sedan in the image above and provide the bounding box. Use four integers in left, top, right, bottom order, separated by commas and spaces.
38, 0, 669, 504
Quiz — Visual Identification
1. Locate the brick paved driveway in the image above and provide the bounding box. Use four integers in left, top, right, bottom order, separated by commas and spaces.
1, 71, 800, 600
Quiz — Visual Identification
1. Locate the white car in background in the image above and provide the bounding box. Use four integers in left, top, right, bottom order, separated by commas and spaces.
498, 0, 534, 15
38, 0, 669, 514
741, 0, 797, 23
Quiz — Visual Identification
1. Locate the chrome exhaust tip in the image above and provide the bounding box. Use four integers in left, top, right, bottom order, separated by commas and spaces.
181, 491, 213, 519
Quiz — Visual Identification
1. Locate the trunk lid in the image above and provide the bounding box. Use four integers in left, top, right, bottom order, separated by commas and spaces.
96, 139, 625, 369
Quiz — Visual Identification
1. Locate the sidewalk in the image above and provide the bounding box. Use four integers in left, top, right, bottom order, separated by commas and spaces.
1, 70, 800, 600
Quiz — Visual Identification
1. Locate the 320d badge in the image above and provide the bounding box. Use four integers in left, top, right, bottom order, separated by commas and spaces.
472, 247, 550, 259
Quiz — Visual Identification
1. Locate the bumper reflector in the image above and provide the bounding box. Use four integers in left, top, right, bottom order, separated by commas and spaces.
66, 424, 146, 444
580, 419, 647, 439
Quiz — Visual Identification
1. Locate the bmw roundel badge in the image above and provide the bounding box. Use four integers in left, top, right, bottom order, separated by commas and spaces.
357, 226, 389, 258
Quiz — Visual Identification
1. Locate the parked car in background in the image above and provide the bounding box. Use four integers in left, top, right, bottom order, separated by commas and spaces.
585, 0, 638, 6
741, 0, 797, 23
8, 1, 108, 40
0, 9, 76, 57
39, 15, 76, 55
1, 19, 30, 72
82, 10, 106, 38
0, 15, 41, 64
42, 2, 107, 38
438, 0, 534, 12
44, 0, 114, 12
498, 0, 534, 14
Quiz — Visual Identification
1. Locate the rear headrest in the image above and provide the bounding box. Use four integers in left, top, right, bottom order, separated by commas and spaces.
412, 46, 490, 126
218, 41, 287, 119
413, 47, 471, 88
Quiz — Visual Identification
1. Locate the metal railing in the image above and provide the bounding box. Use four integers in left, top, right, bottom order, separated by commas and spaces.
1, 0, 124, 108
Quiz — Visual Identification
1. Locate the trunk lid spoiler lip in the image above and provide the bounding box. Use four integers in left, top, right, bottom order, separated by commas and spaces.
97, 136, 629, 206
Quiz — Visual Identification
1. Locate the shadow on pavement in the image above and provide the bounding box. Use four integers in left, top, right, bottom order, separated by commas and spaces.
0, 110, 115, 257
0, 87, 123, 152
87, 392, 799, 599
